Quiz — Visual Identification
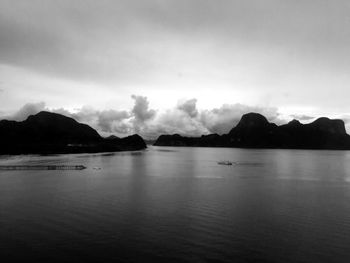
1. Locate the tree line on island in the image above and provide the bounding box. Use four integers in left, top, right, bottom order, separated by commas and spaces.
0, 111, 349, 155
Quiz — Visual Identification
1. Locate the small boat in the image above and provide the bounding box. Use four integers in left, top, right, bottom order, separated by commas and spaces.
217, 161, 233, 166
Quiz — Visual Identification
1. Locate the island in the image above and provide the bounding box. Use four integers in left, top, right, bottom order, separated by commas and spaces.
0, 111, 146, 155
154, 112, 350, 150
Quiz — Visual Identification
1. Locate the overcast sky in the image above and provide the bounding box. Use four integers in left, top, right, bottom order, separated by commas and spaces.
1, 0, 350, 137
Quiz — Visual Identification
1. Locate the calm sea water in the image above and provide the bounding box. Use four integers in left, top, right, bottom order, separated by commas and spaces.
1, 146, 350, 262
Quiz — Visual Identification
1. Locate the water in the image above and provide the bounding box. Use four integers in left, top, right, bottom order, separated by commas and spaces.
1, 146, 350, 262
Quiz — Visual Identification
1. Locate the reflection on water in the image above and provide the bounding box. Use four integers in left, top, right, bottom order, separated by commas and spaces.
1, 147, 350, 262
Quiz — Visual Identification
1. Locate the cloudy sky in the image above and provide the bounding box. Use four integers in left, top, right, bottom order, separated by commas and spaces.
1, 0, 350, 138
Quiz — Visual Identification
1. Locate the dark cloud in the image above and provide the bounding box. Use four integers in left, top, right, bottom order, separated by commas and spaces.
10, 102, 47, 121
1, 0, 350, 116
177, 99, 198, 118
1, 0, 350, 84
71, 106, 99, 123
97, 110, 130, 132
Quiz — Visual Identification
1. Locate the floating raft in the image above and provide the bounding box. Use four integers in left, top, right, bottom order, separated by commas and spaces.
0, 165, 86, 170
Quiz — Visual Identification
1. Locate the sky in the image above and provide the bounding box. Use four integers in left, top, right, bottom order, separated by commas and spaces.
1, 0, 350, 138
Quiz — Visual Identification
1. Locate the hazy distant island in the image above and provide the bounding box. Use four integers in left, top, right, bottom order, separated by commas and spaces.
0, 111, 146, 155
154, 113, 350, 150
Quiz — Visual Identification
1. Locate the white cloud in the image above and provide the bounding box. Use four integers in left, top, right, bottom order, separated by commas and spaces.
177, 98, 198, 118
199, 104, 280, 134
3, 96, 349, 139
11, 102, 47, 121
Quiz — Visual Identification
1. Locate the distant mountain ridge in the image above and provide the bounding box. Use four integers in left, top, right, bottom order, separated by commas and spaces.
0, 111, 146, 154
154, 112, 350, 150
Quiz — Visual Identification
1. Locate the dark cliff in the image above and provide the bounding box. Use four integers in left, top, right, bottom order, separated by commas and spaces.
0, 111, 147, 154
154, 112, 350, 150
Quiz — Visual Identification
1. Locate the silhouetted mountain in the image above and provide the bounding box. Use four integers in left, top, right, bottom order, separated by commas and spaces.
154, 112, 350, 150
0, 111, 146, 154
105, 135, 120, 140
228, 113, 278, 148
